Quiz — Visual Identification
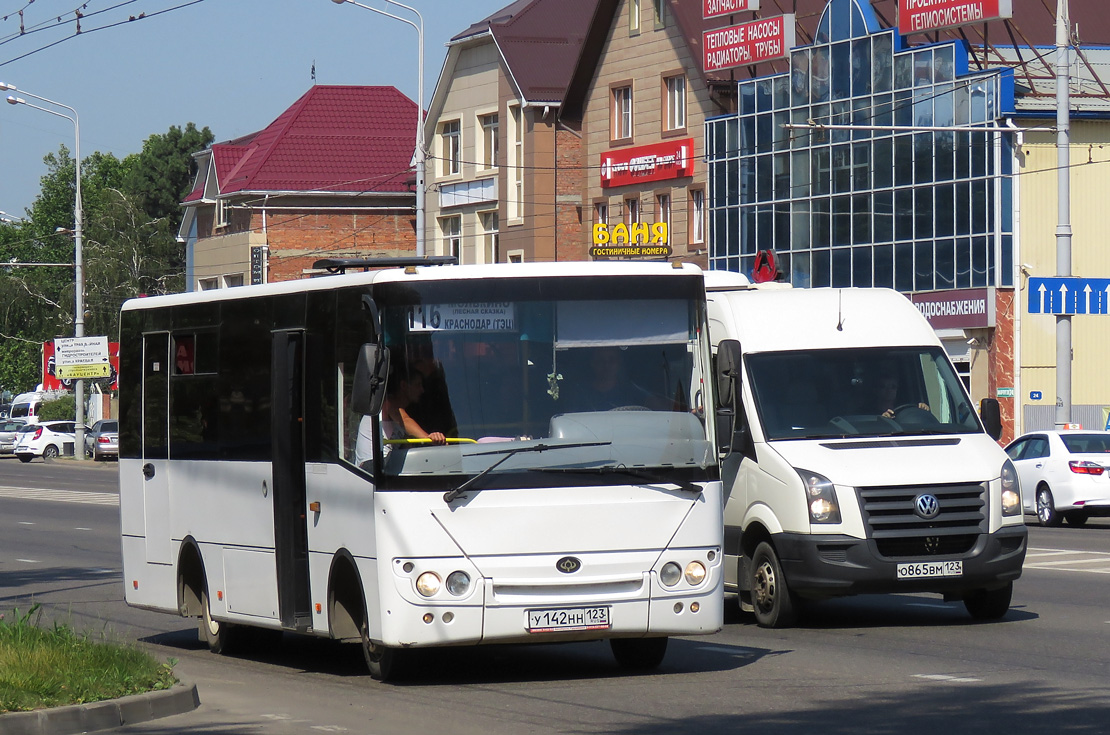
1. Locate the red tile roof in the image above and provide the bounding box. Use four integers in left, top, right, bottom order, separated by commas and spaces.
212, 85, 418, 196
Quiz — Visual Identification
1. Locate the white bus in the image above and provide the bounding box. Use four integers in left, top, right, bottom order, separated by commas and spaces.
119, 260, 728, 680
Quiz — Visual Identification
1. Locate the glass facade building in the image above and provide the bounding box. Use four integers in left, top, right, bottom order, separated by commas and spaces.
706, 0, 1017, 292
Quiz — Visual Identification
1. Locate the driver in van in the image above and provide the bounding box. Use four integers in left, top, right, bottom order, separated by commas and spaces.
873, 371, 929, 419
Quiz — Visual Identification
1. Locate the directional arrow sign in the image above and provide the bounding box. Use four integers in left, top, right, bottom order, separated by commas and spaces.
1028, 277, 1110, 315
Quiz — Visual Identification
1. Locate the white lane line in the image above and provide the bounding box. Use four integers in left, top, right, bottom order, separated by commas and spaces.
16, 559, 40, 563
1029, 546, 1110, 557
74, 527, 91, 531
18, 521, 34, 525
1025, 557, 1110, 567
914, 674, 983, 683
0, 486, 118, 506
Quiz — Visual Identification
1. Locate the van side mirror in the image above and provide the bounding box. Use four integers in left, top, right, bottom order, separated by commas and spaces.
980, 397, 1002, 441
714, 339, 743, 454
352, 344, 390, 415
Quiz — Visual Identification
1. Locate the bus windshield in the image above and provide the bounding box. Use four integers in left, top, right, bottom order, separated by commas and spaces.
746, 346, 982, 441
348, 281, 712, 482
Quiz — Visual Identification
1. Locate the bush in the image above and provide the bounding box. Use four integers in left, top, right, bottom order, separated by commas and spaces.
37, 395, 76, 422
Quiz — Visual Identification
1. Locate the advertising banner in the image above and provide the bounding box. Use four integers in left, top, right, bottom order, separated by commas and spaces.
897, 0, 1012, 35
600, 138, 694, 188
703, 14, 795, 73
703, 0, 759, 21
910, 288, 995, 329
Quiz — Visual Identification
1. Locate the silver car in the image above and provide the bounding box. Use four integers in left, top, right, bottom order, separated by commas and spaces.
85, 419, 119, 461
0, 418, 26, 454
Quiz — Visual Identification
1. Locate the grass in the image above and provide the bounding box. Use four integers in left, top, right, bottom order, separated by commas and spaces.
0, 605, 177, 713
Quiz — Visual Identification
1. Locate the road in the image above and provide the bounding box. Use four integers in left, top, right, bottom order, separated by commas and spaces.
2, 456, 1109, 734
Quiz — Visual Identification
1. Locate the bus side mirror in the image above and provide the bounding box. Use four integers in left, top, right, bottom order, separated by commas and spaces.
715, 339, 743, 454
980, 398, 1002, 441
352, 344, 390, 416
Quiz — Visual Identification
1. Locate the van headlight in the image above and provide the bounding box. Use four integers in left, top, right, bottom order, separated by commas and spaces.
1000, 459, 1021, 517
797, 469, 841, 524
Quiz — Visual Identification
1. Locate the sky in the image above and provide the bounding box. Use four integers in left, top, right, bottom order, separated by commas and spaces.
0, 0, 508, 218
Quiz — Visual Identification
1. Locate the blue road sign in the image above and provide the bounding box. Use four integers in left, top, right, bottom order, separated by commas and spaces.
1028, 277, 1110, 315
1030, 391, 1043, 401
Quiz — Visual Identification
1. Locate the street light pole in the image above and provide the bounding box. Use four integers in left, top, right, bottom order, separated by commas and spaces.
330, 0, 425, 256
4, 84, 86, 459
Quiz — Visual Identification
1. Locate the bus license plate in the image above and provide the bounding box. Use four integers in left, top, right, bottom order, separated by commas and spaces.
896, 560, 963, 579
527, 606, 611, 633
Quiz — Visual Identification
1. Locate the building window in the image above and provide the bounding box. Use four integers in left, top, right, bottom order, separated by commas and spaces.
198, 277, 219, 291
656, 193, 671, 231
440, 119, 461, 176
507, 104, 524, 220
624, 196, 640, 226
480, 210, 499, 263
215, 199, 229, 228
440, 215, 461, 261
595, 201, 608, 227
629, 0, 640, 35
664, 75, 686, 131
479, 113, 499, 170
223, 274, 244, 288
653, 0, 665, 28
689, 189, 705, 245
507, 249, 524, 263
612, 85, 633, 141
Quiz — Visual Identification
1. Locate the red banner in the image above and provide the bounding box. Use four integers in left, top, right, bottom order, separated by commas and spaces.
600, 138, 695, 188
703, 14, 795, 73
897, 0, 1012, 34
703, 0, 759, 21
42, 340, 119, 392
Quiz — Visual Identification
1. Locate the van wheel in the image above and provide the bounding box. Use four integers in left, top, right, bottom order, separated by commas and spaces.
42, 445, 59, 460
1035, 486, 1061, 527
749, 542, 798, 628
200, 589, 240, 654
610, 637, 668, 669
963, 582, 1013, 620
1064, 510, 1089, 527
17, 455, 32, 463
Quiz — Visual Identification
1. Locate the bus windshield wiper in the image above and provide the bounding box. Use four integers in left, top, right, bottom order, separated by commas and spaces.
529, 465, 702, 494
443, 441, 612, 503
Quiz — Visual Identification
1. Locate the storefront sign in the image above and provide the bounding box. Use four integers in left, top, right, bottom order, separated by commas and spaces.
910, 288, 995, 329
703, 14, 794, 72
897, 0, 1012, 35
591, 223, 671, 259
600, 139, 694, 188
704, 0, 759, 21
996, 387, 1014, 398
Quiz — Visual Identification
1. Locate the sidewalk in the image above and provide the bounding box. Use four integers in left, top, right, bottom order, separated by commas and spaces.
0, 682, 198, 735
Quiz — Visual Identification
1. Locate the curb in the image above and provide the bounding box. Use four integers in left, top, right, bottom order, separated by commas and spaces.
0, 681, 200, 735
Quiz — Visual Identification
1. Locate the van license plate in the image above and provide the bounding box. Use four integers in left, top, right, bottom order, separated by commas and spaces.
527, 606, 610, 633
896, 561, 963, 579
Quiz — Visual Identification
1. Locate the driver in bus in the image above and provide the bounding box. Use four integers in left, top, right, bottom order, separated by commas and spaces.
382, 363, 446, 448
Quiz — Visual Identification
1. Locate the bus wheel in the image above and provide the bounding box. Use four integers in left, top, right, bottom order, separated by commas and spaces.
750, 541, 798, 628
361, 619, 404, 682
610, 637, 668, 669
963, 582, 1013, 621
200, 589, 238, 654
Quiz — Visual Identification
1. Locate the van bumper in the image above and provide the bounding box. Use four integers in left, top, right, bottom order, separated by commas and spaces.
773, 524, 1028, 598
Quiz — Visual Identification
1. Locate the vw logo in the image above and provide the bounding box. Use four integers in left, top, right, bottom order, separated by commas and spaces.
556, 556, 582, 574
914, 493, 941, 520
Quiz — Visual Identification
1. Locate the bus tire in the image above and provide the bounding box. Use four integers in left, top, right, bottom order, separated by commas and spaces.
749, 541, 798, 628
610, 637, 668, 669
361, 618, 404, 682
200, 588, 239, 654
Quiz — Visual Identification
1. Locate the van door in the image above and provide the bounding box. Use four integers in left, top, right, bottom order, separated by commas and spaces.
271, 330, 311, 631
142, 332, 172, 565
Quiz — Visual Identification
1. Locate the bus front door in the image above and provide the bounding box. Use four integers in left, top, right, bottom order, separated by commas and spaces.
142, 332, 172, 565
271, 330, 312, 631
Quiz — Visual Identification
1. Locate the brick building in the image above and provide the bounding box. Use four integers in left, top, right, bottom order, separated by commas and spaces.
179, 85, 418, 289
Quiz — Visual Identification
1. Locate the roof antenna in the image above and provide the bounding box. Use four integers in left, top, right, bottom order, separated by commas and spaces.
836, 289, 844, 331
311, 60, 316, 84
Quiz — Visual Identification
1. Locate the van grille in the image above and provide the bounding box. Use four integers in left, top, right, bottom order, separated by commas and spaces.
857, 482, 986, 559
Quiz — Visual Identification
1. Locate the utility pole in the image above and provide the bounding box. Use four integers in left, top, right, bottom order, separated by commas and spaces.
1054, 0, 1072, 429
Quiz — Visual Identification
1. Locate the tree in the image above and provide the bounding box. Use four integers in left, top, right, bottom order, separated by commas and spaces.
125, 123, 214, 230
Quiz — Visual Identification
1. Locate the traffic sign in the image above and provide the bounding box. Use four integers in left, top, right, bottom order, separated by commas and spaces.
54, 336, 110, 380
1027, 277, 1110, 315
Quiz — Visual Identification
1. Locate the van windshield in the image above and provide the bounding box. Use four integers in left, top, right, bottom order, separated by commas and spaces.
10, 403, 31, 419
746, 347, 982, 440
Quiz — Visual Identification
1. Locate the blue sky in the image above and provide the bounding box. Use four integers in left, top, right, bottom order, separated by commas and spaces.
0, 0, 506, 217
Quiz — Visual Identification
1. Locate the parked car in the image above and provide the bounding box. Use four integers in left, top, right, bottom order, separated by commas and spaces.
85, 419, 119, 461
1, 418, 26, 454
12, 421, 83, 462
1004, 430, 1110, 526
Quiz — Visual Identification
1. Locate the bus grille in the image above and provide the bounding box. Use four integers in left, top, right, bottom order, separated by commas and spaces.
857, 482, 986, 559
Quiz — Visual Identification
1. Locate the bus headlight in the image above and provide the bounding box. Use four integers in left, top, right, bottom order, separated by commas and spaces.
1001, 459, 1021, 517
445, 571, 471, 596
660, 562, 682, 587
684, 561, 707, 586
415, 572, 441, 597
797, 469, 841, 524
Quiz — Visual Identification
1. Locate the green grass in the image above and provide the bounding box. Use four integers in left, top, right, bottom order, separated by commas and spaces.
0, 605, 177, 713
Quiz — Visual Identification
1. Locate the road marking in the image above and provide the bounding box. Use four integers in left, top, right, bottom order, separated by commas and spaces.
18, 521, 34, 525
16, 559, 39, 564
914, 674, 983, 683
75, 527, 91, 531
0, 486, 117, 506
1024, 546, 1110, 575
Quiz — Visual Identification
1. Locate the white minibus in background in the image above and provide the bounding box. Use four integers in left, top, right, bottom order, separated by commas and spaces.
706, 273, 1027, 627
119, 259, 727, 680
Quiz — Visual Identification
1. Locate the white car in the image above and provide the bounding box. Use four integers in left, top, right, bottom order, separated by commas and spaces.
1004, 430, 1110, 526
12, 420, 82, 463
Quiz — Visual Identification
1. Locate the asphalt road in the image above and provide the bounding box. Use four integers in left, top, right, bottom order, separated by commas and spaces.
2, 456, 1109, 734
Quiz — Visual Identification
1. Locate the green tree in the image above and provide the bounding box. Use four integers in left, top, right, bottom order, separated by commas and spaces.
125, 123, 214, 229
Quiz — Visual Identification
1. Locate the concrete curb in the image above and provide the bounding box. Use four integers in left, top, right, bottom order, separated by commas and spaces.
0, 681, 200, 735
